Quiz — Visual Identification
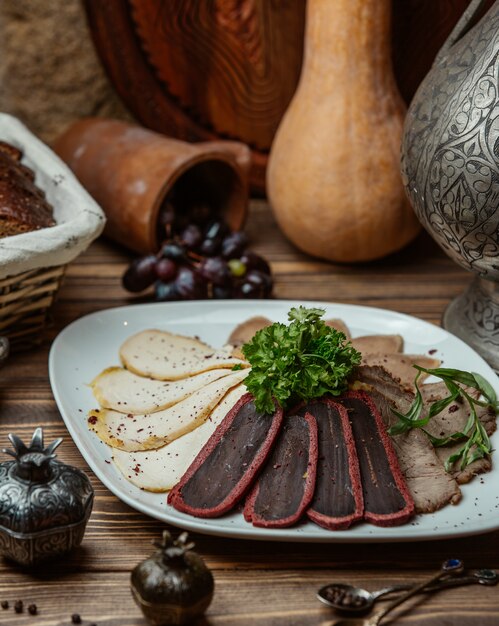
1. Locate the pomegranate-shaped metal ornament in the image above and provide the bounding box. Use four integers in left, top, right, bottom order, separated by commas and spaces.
0, 428, 94, 565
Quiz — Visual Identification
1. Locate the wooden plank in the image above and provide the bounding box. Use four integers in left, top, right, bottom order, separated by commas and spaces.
0, 570, 497, 625
0, 200, 495, 624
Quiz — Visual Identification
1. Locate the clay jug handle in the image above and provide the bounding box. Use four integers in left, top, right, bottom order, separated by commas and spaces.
435, 0, 490, 63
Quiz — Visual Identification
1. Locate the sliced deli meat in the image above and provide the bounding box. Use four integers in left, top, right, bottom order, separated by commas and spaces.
228, 316, 272, 347
421, 383, 497, 485
244, 413, 318, 528
112, 385, 247, 492
91, 367, 233, 414
120, 329, 248, 380
88, 369, 248, 451
369, 389, 462, 513
351, 334, 403, 354
340, 391, 415, 527
354, 364, 415, 401
324, 318, 351, 339
168, 393, 283, 518
360, 354, 440, 389
295, 399, 363, 530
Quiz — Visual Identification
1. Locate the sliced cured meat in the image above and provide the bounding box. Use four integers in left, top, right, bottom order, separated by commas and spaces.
421, 383, 496, 485
360, 355, 440, 389
91, 366, 233, 414
244, 413, 318, 528
340, 391, 415, 527
354, 364, 415, 401
112, 385, 247, 492
295, 399, 363, 530
352, 334, 403, 354
228, 316, 272, 347
168, 393, 283, 517
325, 319, 351, 339
368, 390, 461, 513
120, 329, 248, 380
88, 369, 248, 451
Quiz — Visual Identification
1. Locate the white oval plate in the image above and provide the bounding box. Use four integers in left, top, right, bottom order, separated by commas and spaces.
49, 300, 499, 542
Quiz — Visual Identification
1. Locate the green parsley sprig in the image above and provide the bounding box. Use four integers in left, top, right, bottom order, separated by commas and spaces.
388, 366, 499, 471
241, 306, 361, 414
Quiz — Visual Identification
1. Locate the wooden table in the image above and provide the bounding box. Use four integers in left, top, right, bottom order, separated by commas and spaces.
1, 200, 498, 625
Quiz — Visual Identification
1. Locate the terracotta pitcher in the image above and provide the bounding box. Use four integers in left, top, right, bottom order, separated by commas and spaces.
401, 0, 499, 370
54, 118, 250, 254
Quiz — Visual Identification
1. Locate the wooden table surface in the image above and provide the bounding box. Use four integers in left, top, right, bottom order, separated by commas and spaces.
1, 200, 498, 626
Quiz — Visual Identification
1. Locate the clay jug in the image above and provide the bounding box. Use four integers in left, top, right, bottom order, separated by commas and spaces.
54, 118, 250, 255
266, 0, 420, 263
401, 0, 499, 369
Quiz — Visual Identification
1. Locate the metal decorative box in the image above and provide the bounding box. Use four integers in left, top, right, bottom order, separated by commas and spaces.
0, 428, 94, 566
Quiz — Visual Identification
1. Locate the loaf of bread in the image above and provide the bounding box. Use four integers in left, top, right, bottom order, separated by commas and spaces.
0, 141, 55, 238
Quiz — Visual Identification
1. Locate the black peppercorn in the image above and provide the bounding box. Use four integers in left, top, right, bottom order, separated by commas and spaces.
28, 604, 37, 615
1, 600, 8, 609
14, 600, 23, 614
71, 614, 82, 624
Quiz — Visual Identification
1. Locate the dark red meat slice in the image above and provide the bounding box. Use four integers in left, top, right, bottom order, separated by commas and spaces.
244, 413, 318, 528
340, 391, 415, 527
168, 393, 283, 518
295, 399, 363, 530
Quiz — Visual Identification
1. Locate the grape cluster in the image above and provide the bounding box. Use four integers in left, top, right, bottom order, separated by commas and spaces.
122, 207, 273, 301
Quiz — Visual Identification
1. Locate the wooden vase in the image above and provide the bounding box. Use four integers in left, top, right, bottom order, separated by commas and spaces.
267, 0, 421, 263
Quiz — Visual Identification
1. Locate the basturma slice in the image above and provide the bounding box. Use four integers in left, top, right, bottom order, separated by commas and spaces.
168, 393, 283, 518
295, 399, 364, 530
339, 391, 415, 527
243, 413, 318, 528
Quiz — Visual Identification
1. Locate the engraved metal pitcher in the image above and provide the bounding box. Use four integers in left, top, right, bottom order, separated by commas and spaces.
401, 0, 499, 370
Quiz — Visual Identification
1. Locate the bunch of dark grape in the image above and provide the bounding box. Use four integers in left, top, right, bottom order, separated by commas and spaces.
122, 205, 273, 301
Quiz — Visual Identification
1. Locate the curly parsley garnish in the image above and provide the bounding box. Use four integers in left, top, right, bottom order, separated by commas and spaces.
388, 366, 498, 471
241, 306, 361, 414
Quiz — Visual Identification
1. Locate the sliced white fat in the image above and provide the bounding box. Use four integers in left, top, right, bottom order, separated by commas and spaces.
91, 367, 233, 414
112, 384, 248, 492
88, 368, 248, 451
120, 329, 248, 380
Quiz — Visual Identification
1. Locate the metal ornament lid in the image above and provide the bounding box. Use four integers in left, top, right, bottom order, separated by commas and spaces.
0, 428, 94, 535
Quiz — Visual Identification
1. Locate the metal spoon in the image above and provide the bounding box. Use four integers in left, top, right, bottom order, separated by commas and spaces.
318, 568, 498, 615
328, 558, 464, 626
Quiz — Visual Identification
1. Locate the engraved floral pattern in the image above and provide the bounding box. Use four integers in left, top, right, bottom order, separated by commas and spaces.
401, 2, 499, 365
401, 3, 499, 279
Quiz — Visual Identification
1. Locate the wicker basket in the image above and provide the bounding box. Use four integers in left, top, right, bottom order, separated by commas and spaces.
0, 114, 105, 350
0, 266, 67, 348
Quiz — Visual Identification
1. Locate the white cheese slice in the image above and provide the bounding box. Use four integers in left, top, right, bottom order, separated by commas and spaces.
112, 384, 248, 492
120, 329, 248, 380
88, 368, 248, 451
91, 366, 233, 414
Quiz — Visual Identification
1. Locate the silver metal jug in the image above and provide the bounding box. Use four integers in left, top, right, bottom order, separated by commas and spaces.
401, 0, 499, 370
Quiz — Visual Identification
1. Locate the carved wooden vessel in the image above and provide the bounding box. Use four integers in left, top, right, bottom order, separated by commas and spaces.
85, 0, 480, 192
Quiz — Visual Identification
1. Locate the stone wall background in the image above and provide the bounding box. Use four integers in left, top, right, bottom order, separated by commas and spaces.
0, 0, 131, 144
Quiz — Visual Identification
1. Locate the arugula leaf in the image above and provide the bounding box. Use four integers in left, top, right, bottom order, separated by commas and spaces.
241, 306, 361, 413
388, 365, 498, 471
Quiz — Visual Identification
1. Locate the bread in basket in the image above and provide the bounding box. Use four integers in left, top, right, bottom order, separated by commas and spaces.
0, 114, 105, 348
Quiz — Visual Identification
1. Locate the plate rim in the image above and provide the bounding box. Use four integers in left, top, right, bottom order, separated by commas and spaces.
49, 299, 499, 543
